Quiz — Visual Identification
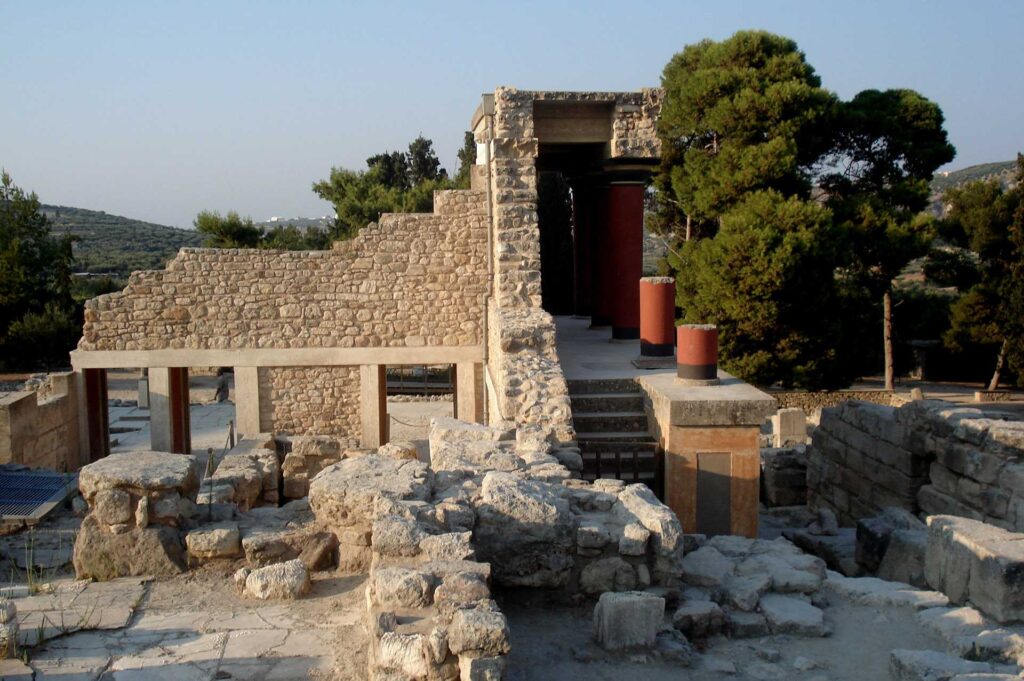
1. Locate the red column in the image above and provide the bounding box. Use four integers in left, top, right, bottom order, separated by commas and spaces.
607, 182, 645, 340
677, 324, 719, 384
639, 277, 676, 357
589, 184, 612, 328
571, 182, 593, 317
168, 367, 191, 454
83, 368, 110, 462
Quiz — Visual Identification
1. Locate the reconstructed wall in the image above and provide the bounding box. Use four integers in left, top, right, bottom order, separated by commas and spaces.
808, 400, 1024, 531
79, 190, 489, 437
482, 88, 661, 441
80, 190, 488, 352
0, 372, 81, 471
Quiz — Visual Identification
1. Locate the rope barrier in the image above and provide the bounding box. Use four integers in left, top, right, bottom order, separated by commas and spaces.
388, 414, 432, 428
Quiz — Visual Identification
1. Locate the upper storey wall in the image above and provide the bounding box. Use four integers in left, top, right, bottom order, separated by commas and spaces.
79, 190, 489, 353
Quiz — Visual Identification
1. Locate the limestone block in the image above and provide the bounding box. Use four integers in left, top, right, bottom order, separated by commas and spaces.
368, 567, 435, 609
672, 600, 725, 638
0, 599, 16, 660
857, 507, 926, 572
727, 610, 769, 638
242, 559, 310, 600
435, 572, 491, 609
79, 451, 199, 501
73, 515, 186, 580
890, 649, 994, 681
592, 591, 665, 651
771, 408, 807, 447
579, 557, 637, 595
420, 532, 475, 562
371, 515, 427, 558
619, 522, 650, 556
448, 607, 511, 657
473, 472, 574, 588
879, 528, 928, 588
92, 489, 132, 526
721, 573, 772, 612
681, 546, 735, 587
186, 522, 242, 560
614, 483, 683, 558
307, 455, 431, 531
458, 654, 507, 681
375, 632, 430, 679
926, 515, 1024, 624
758, 593, 827, 637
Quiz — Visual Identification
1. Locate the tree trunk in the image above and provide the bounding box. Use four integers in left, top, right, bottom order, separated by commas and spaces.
685, 215, 692, 242
883, 291, 894, 391
988, 339, 1008, 391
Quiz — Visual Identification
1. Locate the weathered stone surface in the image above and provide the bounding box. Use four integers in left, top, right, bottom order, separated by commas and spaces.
926, 515, 1024, 624
368, 567, 435, 609
308, 455, 431, 530
758, 594, 827, 636
615, 483, 683, 556
0, 599, 16, 660
92, 489, 132, 526
681, 546, 735, 587
592, 591, 665, 651
825, 571, 949, 610
375, 631, 430, 679
281, 436, 345, 499
879, 528, 928, 587
435, 572, 490, 608
378, 440, 419, 461
579, 557, 636, 595
737, 553, 825, 594
722, 573, 772, 612
371, 515, 427, 558
890, 649, 994, 681
618, 522, 650, 556
186, 521, 241, 560
672, 600, 725, 637
857, 506, 926, 572
242, 559, 310, 600
474, 472, 574, 588
79, 451, 199, 499
458, 654, 507, 681
449, 607, 510, 657
727, 610, 769, 638
73, 515, 185, 580
420, 531, 475, 562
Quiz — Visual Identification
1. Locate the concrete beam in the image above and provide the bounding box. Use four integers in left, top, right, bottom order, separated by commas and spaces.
234, 366, 262, 437
360, 365, 388, 449
71, 345, 484, 370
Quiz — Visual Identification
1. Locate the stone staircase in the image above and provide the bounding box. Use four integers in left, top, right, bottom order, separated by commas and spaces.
568, 378, 662, 495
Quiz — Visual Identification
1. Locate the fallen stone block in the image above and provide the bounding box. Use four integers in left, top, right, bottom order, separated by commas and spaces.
681, 546, 735, 587
879, 528, 928, 588
614, 483, 683, 557
758, 593, 827, 636
592, 591, 665, 651
241, 559, 310, 600
374, 631, 430, 679
308, 455, 432, 531
825, 571, 949, 610
721, 573, 772, 612
672, 600, 725, 638
458, 654, 507, 681
857, 506, 926, 573
368, 567, 435, 609
186, 521, 241, 561
727, 610, 769, 638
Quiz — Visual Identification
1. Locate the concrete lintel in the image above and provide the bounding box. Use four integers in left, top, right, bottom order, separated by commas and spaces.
639, 370, 777, 427
70, 345, 484, 370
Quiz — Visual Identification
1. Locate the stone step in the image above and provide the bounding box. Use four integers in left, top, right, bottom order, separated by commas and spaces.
569, 392, 645, 413
566, 378, 641, 395
576, 436, 657, 454
572, 411, 650, 433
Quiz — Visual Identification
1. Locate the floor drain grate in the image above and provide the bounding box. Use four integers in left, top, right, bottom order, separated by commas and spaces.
0, 471, 76, 519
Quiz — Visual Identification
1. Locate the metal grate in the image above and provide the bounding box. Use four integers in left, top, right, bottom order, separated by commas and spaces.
0, 471, 76, 519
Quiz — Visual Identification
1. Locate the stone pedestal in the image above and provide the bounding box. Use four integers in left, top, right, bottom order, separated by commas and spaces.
639, 372, 776, 538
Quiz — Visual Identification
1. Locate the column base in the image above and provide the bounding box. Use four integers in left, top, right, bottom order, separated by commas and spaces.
590, 315, 612, 328
631, 356, 676, 370
639, 341, 674, 357
612, 327, 640, 340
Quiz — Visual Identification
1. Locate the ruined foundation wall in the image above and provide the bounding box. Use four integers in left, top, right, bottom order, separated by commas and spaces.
0, 372, 80, 471
808, 400, 1024, 531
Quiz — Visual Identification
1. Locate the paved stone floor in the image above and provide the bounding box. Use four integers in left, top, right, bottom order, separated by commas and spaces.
2, 570, 367, 680
109, 402, 236, 454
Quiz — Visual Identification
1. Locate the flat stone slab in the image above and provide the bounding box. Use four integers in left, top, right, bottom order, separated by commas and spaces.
13, 577, 147, 646
825, 571, 949, 610
639, 370, 776, 427
307, 455, 432, 529
79, 451, 199, 498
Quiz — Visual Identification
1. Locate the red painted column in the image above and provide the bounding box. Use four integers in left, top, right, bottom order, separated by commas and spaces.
677, 324, 719, 384
168, 367, 191, 454
571, 182, 593, 317
607, 182, 645, 340
83, 368, 110, 462
639, 277, 676, 357
589, 184, 612, 328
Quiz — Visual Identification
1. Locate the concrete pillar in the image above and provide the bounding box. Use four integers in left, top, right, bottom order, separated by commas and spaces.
589, 184, 612, 328
606, 182, 645, 340
570, 182, 593, 317
150, 367, 191, 453
234, 366, 262, 437
455, 362, 484, 424
360, 364, 388, 448
677, 324, 719, 385
639, 277, 676, 357
80, 368, 109, 463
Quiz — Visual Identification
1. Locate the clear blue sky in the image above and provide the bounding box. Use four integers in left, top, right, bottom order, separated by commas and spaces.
2, 0, 1022, 228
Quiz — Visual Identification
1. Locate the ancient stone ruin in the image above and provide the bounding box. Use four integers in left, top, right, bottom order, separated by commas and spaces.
2, 86, 1024, 681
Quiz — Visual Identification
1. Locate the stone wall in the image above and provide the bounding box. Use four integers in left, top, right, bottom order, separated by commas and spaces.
808, 400, 1024, 531
807, 401, 931, 526
0, 372, 80, 471
257, 366, 360, 436
482, 88, 661, 443
80, 190, 488, 352
770, 390, 897, 413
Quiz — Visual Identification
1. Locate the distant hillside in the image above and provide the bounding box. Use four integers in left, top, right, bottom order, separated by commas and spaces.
41, 205, 203, 278
928, 160, 1019, 217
